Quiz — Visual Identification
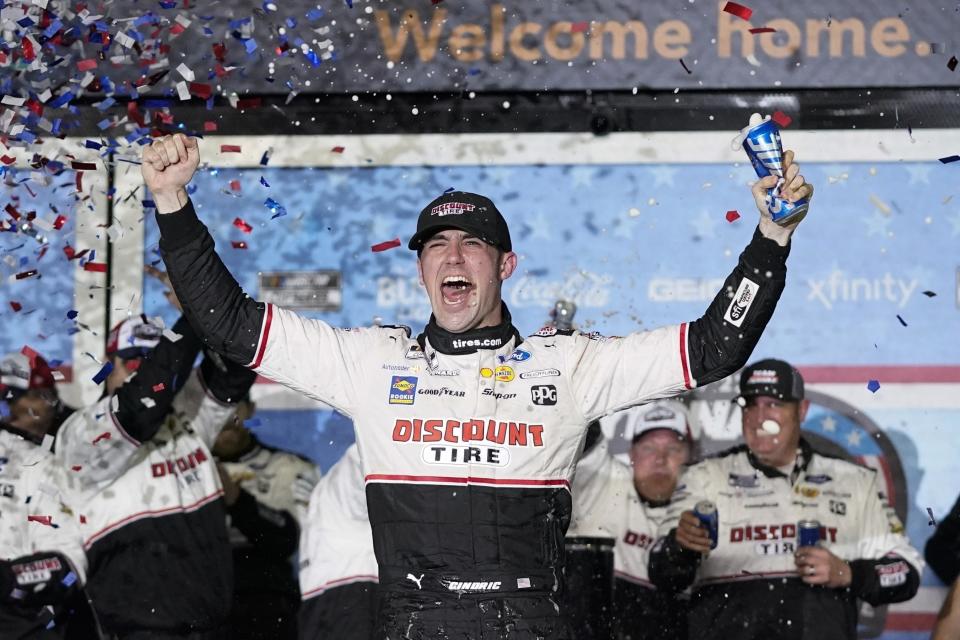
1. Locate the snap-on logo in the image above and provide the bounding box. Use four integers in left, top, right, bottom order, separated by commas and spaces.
431, 202, 476, 217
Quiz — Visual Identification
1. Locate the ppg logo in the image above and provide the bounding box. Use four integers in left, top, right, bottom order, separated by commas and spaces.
530, 385, 557, 406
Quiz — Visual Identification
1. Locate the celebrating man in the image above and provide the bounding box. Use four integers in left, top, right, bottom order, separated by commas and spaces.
141, 132, 812, 638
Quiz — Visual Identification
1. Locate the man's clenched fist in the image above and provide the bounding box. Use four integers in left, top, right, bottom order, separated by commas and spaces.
141, 133, 200, 214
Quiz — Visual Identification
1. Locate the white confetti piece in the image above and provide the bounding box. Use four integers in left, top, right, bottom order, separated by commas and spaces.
162, 329, 182, 342
176, 63, 195, 82
1, 95, 26, 106
175, 81, 191, 101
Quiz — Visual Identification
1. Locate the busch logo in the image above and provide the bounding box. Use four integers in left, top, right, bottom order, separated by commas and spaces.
431, 202, 476, 217
724, 277, 759, 328
530, 385, 557, 406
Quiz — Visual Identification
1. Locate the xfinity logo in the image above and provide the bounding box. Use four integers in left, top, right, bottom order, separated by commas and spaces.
530, 385, 557, 406
806, 271, 918, 310
451, 337, 503, 349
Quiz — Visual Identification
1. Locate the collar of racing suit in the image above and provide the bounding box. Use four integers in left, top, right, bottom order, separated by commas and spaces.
0, 421, 44, 445
745, 437, 814, 485
417, 302, 524, 355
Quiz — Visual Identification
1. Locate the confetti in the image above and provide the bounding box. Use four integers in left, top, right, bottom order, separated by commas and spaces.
749, 27, 776, 34
204, 121, 218, 132
231, 241, 248, 249
725, 210, 741, 223
71, 465, 82, 472
679, 59, 692, 74
229, 180, 242, 192
922, 291, 937, 297
938, 155, 960, 164
571, 21, 589, 34
92, 362, 114, 384
771, 111, 792, 128
27, 515, 53, 526
92, 432, 112, 444
264, 198, 287, 218
10, 301, 22, 312
866, 379, 880, 393
83, 262, 108, 273
371, 238, 401, 252
67, 310, 79, 319
259, 176, 270, 187
233, 218, 253, 233
927, 508, 937, 526
152, 383, 166, 392
949, 56, 958, 72
76, 58, 98, 72
15, 270, 39, 280
896, 314, 907, 327
220, 145, 242, 153
331, 146, 345, 153
722, 1, 753, 21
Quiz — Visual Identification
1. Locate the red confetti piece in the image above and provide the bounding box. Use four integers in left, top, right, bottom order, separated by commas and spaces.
0, 155, 16, 165
170, 22, 186, 35
771, 111, 792, 128
21, 37, 35, 62
571, 21, 589, 34
331, 146, 345, 153
229, 180, 242, 191
203, 121, 218, 132
213, 42, 227, 62
71, 465, 82, 471
76, 58, 98, 71
231, 241, 248, 249
83, 262, 108, 273
92, 432, 112, 444
80, 515, 87, 524
15, 270, 38, 280
722, 1, 752, 20
28, 515, 52, 526
237, 97, 262, 109
221, 145, 242, 153
76, 172, 83, 192
190, 82, 212, 100
725, 210, 741, 223
749, 27, 776, 34
52, 215, 67, 230
371, 238, 401, 252
152, 383, 166, 392
233, 217, 253, 233
949, 56, 958, 72
10, 301, 22, 312
70, 161, 97, 171
4, 203, 20, 219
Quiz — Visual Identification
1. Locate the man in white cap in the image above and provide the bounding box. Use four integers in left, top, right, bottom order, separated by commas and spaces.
0, 350, 74, 439
568, 400, 694, 640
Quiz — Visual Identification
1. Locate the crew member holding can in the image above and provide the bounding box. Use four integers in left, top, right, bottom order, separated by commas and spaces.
648, 358, 923, 640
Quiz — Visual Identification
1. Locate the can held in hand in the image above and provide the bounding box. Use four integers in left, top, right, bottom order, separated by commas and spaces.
798, 520, 821, 547
694, 500, 719, 549
740, 114, 809, 226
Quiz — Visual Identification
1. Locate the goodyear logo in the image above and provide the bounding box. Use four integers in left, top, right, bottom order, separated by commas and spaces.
389, 375, 418, 405
495, 365, 514, 382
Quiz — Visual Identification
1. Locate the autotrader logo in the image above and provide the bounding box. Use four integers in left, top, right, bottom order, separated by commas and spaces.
530, 385, 557, 406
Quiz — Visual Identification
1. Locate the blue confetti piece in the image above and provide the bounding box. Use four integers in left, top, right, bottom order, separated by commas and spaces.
443, 187, 455, 193
866, 379, 880, 393
345, 0, 353, 7
49, 91, 75, 108
85, 139, 103, 150
285, 17, 298, 28
259, 149, 271, 166
92, 362, 114, 384
244, 38, 259, 54
17, 16, 34, 27
61, 571, 77, 587
306, 50, 320, 67
306, 7, 324, 20
67, 309, 78, 319
467, 68, 482, 76
43, 19, 64, 38
95, 97, 116, 111
159, 0, 176, 7
48, 359, 63, 367
259, 176, 270, 187
97, 118, 112, 130
264, 197, 288, 219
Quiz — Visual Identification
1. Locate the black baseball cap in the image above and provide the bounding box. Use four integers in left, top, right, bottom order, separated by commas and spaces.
408, 191, 512, 252
737, 358, 805, 402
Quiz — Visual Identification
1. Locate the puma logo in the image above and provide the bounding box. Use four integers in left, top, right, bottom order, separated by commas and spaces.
406, 573, 424, 589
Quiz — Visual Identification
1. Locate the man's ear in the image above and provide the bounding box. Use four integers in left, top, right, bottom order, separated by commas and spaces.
500, 251, 517, 281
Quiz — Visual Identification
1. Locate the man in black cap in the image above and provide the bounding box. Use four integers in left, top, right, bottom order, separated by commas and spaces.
649, 358, 924, 640
141, 133, 811, 639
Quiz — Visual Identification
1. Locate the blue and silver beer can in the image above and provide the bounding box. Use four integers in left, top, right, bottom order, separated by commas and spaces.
798, 519, 821, 547
694, 500, 719, 549
741, 116, 809, 225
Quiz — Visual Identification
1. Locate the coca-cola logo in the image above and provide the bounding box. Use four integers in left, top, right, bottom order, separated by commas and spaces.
508, 271, 612, 309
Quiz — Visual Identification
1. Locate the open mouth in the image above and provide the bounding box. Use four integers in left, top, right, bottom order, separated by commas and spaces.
441, 275, 474, 305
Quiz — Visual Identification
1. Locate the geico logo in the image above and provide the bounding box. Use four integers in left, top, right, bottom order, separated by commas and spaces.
481, 388, 517, 400
446, 581, 502, 591
622, 530, 655, 549
421, 445, 510, 467
150, 447, 209, 478
392, 418, 544, 447
729, 523, 838, 543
